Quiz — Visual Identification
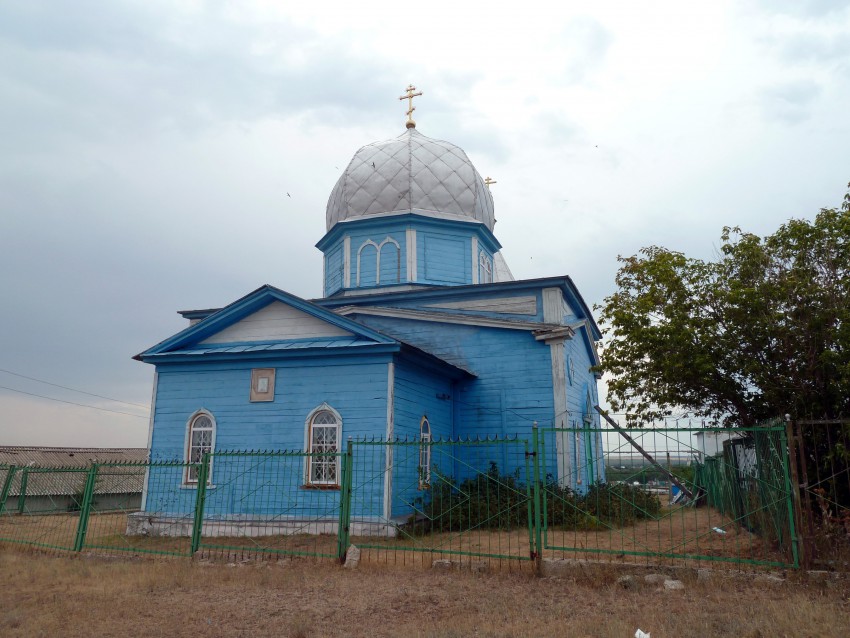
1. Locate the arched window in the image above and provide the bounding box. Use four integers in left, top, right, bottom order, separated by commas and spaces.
418, 416, 431, 489
479, 251, 493, 284
185, 410, 215, 484
378, 237, 401, 285
305, 405, 342, 486
357, 241, 378, 287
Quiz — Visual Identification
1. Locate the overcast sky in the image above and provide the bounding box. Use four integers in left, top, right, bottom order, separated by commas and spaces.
1, 1, 848, 448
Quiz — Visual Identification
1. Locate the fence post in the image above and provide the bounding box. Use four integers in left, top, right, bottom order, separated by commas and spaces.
337, 438, 354, 562
0, 465, 17, 514
785, 417, 807, 570
531, 423, 543, 573
74, 464, 98, 552
778, 426, 800, 569
190, 454, 210, 557
17, 469, 30, 514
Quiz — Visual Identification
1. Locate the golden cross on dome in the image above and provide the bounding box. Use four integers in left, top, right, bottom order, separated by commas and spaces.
484, 177, 497, 189
399, 84, 423, 129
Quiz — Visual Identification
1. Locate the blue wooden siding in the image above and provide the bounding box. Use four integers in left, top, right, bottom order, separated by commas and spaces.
420, 232, 469, 284
325, 243, 344, 295
355, 316, 553, 482
146, 356, 389, 517
388, 360, 455, 517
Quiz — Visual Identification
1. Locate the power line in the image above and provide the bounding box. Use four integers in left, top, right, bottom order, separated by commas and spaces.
0, 368, 149, 410
0, 384, 149, 419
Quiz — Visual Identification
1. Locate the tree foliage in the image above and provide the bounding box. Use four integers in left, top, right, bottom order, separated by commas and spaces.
598, 184, 850, 426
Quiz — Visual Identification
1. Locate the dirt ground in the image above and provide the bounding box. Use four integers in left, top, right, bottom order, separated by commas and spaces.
0, 503, 789, 569
1, 548, 848, 637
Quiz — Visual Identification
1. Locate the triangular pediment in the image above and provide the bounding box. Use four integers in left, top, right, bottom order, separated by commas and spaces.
135, 285, 396, 361
199, 301, 352, 344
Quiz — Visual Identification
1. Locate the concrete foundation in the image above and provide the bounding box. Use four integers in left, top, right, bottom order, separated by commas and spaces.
125, 512, 398, 538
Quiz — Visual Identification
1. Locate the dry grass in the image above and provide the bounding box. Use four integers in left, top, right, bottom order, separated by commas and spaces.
0, 503, 790, 570
1, 548, 848, 637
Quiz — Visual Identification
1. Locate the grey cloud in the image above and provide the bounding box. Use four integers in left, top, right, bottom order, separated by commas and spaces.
751, 0, 850, 18
767, 33, 850, 67
758, 80, 822, 124
0, 2, 410, 153
552, 17, 612, 85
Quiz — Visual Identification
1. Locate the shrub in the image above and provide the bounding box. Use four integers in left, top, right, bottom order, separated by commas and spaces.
409, 463, 661, 534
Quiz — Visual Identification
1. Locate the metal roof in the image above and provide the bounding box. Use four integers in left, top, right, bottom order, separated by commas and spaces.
326, 128, 495, 232
0, 447, 148, 468
144, 337, 380, 358
0, 447, 149, 497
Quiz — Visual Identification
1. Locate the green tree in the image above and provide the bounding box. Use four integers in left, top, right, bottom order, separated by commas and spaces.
597, 184, 850, 427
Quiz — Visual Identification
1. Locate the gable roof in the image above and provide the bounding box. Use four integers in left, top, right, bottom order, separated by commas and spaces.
134, 284, 398, 362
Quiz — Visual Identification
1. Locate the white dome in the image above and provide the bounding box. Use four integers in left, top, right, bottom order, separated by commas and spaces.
326, 128, 495, 232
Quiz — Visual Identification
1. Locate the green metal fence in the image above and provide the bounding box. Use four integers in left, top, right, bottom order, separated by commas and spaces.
0, 463, 91, 552
0, 425, 803, 570
348, 436, 535, 568
538, 423, 798, 569
193, 450, 349, 562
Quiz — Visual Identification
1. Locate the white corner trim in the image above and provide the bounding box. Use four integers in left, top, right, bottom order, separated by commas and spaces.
383, 362, 395, 521
343, 236, 351, 288
549, 341, 570, 487
406, 228, 417, 283
542, 287, 565, 325
141, 370, 158, 511
471, 236, 479, 284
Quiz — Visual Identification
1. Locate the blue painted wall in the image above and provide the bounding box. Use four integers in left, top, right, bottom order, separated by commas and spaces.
354, 316, 554, 484
420, 231, 469, 285
146, 355, 390, 517
325, 243, 344, 295
318, 215, 501, 294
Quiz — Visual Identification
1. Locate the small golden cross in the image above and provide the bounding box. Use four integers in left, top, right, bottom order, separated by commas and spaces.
399, 84, 423, 129
484, 177, 497, 189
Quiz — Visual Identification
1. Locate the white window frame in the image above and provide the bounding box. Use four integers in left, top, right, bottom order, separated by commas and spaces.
356, 240, 379, 287
184, 409, 216, 485
357, 237, 401, 287
304, 404, 342, 487
419, 416, 432, 489
479, 251, 493, 284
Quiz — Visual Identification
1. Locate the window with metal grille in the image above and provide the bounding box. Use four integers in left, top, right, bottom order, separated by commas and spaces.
185, 412, 214, 484
307, 408, 341, 486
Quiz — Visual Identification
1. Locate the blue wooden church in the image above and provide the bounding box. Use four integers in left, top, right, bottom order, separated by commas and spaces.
134, 91, 604, 532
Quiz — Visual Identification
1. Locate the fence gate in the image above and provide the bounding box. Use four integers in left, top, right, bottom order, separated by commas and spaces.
349, 437, 535, 567
537, 423, 799, 569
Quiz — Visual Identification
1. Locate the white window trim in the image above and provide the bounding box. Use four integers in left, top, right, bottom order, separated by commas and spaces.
183, 408, 216, 486
377, 236, 401, 285
419, 416, 432, 489
304, 403, 343, 487
479, 251, 493, 284
356, 240, 379, 287
357, 237, 401, 286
